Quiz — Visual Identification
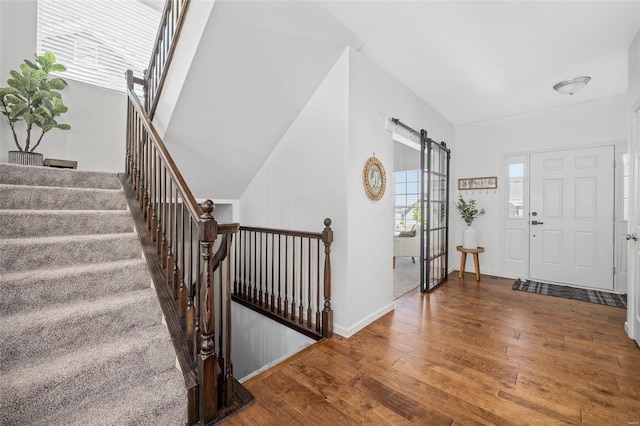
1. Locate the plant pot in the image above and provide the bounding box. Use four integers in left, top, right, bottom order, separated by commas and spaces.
8, 151, 44, 166
462, 226, 478, 249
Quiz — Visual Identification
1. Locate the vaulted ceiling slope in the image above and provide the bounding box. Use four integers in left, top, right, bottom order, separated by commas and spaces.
322, 1, 640, 125
163, 1, 639, 199
163, 1, 361, 199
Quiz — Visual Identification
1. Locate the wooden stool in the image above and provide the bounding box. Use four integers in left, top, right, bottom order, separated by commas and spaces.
456, 245, 484, 281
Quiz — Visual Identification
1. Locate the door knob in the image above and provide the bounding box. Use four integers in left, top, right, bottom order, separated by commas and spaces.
627, 233, 639, 241
531, 220, 544, 225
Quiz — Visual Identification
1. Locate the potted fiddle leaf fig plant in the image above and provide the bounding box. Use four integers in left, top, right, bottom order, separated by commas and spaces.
0, 52, 70, 166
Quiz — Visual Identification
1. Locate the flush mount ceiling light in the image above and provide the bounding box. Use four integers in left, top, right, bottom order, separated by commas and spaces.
553, 76, 591, 95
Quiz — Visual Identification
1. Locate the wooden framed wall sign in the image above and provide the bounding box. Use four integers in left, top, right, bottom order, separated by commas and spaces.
363, 156, 386, 200
458, 176, 497, 190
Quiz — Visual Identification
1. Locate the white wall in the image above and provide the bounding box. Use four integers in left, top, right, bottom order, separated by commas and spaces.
161, 1, 361, 201
239, 49, 349, 333
232, 302, 314, 381
454, 95, 628, 278
0, 0, 125, 172
629, 29, 640, 110
394, 141, 421, 172
153, 0, 215, 139
241, 48, 454, 337
345, 49, 454, 335
239, 49, 349, 231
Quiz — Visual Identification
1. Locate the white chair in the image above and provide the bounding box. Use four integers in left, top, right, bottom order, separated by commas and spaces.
393, 228, 420, 269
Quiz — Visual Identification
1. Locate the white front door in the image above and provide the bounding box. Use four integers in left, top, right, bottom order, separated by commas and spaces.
628, 106, 640, 346
529, 146, 614, 290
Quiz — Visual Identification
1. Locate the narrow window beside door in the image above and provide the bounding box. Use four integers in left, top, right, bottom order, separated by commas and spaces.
508, 163, 525, 219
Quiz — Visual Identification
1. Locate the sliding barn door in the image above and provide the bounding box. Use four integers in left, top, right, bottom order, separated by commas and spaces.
420, 131, 450, 292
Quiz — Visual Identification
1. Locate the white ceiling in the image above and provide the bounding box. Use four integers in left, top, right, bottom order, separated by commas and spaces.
163, 0, 640, 198
321, 1, 640, 125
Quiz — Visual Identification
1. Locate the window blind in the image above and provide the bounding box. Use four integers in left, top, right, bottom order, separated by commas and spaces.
37, 0, 161, 93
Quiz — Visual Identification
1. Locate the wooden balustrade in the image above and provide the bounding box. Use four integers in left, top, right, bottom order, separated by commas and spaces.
144, 0, 190, 118
232, 220, 334, 340
126, 0, 334, 421
125, 70, 251, 424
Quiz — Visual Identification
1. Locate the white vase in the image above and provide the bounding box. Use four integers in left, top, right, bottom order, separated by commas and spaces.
462, 226, 478, 249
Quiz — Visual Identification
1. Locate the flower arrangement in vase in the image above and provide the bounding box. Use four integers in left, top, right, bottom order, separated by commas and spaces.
456, 195, 485, 249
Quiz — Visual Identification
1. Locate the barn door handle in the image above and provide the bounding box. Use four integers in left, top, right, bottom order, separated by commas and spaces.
627, 233, 638, 241
531, 220, 544, 225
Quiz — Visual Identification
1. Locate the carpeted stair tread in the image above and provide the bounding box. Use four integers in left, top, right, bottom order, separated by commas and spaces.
0, 288, 163, 373
1, 324, 177, 425
0, 163, 186, 424
0, 232, 141, 273
0, 184, 127, 210
38, 368, 187, 426
0, 259, 151, 315
0, 209, 132, 239
0, 163, 121, 189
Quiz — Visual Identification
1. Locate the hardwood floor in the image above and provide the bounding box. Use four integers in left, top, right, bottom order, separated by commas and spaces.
225, 272, 640, 425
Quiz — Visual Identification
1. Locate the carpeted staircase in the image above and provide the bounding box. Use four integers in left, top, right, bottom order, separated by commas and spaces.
0, 163, 186, 425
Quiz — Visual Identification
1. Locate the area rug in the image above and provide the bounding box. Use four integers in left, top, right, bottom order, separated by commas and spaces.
512, 279, 627, 308
393, 258, 420, 299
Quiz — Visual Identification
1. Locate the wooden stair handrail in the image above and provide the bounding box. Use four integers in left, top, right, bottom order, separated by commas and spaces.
145, 0, 191, 118
125, 68, 253, 423
126, 70, 201, 221
239, 225, 323, 239
232, 219, 334, 339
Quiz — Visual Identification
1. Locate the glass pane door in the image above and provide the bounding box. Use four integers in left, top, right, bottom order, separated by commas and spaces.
420, 131, 451, 292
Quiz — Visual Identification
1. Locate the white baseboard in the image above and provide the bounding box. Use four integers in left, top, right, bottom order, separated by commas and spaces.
333, 302, 394, 338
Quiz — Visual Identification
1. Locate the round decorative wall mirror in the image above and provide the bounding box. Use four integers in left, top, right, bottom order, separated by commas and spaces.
363, 156, 386, 201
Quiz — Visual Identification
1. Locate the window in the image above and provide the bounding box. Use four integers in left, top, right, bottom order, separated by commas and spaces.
394, 170, 420, 232
37, 0, 161, 93
508, 162, 524, 218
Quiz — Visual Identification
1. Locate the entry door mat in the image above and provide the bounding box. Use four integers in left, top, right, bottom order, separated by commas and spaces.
512, 279, 627, 308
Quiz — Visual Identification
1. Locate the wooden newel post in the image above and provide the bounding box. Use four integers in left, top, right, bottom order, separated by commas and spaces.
321, 218, 333, 338
198, 199, 219, 423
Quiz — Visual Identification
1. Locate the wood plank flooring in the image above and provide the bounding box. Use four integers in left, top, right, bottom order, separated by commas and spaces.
225, 272, 640, 425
